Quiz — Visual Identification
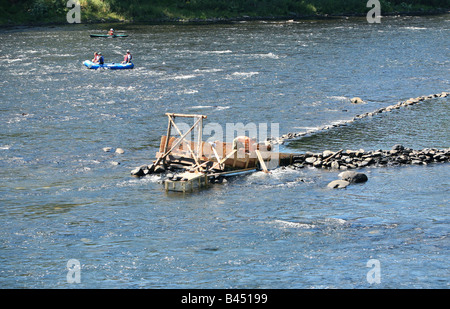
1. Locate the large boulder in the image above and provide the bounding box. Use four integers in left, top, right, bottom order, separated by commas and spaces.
339, 171, 368, 183
327, 179, 350, 189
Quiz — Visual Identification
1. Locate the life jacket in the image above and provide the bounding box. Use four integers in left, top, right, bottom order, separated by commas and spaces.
99, 56, 104, 64
124, 54, 132, 63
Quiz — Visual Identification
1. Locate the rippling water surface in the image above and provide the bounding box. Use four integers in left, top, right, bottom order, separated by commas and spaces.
0, 16, 449, 288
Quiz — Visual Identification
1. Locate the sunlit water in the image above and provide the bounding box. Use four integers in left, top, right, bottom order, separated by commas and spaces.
0, 15, 448, 288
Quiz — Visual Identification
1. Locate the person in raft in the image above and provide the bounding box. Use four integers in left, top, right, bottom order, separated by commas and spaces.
92, 52, 99, 63
122, 50, 132, 64
108, 28, 115, 35
97, 52, 104, 65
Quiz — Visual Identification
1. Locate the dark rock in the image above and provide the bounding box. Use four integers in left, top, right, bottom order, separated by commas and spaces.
392, 144, 404, 151
313, 160, 323, 168
154, 165, 165, 173
339, 171, 368, 183
131, 167, 144, 177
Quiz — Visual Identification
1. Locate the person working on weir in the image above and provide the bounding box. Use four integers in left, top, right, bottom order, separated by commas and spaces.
233, 136, 272, 155
232, 136, 259, 155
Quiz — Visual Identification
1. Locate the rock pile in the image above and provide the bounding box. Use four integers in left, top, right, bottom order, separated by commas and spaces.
289, 145, 450, 171
132, 145, 449, 177
273, 91, 449, 145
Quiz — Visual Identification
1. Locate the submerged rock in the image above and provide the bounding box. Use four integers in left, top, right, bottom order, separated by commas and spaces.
350, 97, 364, 104
327, 179, 350, 189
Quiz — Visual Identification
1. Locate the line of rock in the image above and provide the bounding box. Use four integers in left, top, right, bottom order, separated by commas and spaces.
272, 91, 449, 145
288, 144, 450, 171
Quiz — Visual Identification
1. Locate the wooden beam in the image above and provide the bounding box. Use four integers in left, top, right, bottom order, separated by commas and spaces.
151, 117, 203, 170
165, 113, 207, 119
209, 149, 237, 171
322, 149, 343, 164
255, 149, 270, 173
168, 116, 202, 167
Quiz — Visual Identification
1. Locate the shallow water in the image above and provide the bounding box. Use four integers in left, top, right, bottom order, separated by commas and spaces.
0, 15, 449, 288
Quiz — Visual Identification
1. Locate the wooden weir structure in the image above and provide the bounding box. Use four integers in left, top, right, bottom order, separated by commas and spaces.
144, 113, 295, 193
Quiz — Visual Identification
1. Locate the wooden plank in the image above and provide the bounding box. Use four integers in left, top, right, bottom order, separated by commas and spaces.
255, 149, 270, 173
165, 113, 207, 119
209, 149, 237, 171
152, 117, 203, 170
168, 116, 202, 167
208, 167, 257, 177
322, 149, 343, 163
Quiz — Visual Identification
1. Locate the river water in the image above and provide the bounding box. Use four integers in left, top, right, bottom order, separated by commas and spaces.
0, 15, 449, 288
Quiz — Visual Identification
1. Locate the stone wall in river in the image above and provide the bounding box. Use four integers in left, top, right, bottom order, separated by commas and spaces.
273, 91, 449, 145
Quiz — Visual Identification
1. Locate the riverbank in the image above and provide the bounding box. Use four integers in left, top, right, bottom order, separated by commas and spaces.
0, 0, 448, 27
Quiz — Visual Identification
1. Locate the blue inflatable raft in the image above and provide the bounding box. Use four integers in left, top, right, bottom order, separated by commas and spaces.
83, 60, 134, 70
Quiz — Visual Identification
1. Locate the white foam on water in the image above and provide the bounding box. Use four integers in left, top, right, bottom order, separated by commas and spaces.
402, 27, 427, 30
255, 52, 279, 59
229, 72, 259, 79
329, 96, 349, 101
273, 219, 317, 229
201, 50, 232, 54
5, 58, 23, 63
193, 68, 224, 73
165, 74, 198, 80
189, 105, 212, 109
179, 89, 199, 95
